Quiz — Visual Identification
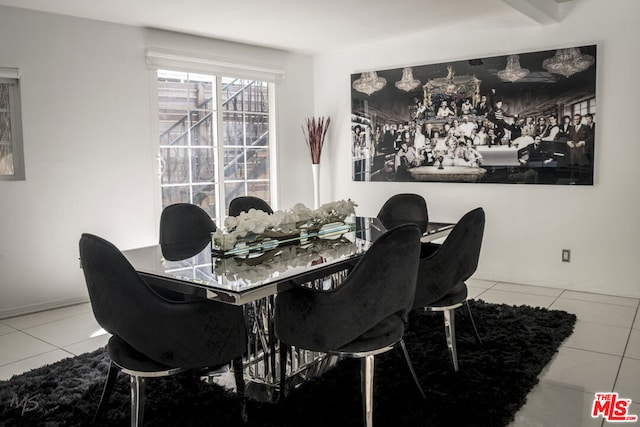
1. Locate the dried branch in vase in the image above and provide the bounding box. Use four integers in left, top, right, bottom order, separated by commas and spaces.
303, 116, 331, 164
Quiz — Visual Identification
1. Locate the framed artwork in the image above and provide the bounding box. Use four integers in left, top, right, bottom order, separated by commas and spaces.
350, 45, 597, 185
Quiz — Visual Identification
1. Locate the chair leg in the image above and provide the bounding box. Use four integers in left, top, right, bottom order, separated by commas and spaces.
93, 360, 118, 423
443, 309, 459, 372
130, 376, 145, 427
399, 340, 425, 398
361, 355, 375, 427
279, 343, 288, 402
232, 357, 248, 422
465, 300, 483, 347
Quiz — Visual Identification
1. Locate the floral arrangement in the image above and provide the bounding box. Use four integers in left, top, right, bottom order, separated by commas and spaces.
303, 116, 331, 164
212, 199, 357, 251
214, 237, 355, 278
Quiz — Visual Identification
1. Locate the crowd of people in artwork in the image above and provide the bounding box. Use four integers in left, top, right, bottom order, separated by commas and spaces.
352, 90, 595, 179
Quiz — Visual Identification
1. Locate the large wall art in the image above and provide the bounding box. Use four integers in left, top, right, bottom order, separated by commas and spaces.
350, 45, 597, 185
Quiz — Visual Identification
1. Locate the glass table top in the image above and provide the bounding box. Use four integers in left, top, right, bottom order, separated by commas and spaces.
123, 216, 453, 305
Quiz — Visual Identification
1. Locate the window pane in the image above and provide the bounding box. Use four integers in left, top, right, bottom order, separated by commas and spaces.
223, 147, 245, 180
0, 83, 9, 110
247, 181, 270, 203
0, 143, 14, 175
246, 113, 269, 146
224, 182, 246, 207
222, 112, 245, 146
160, 147, 190, 185
191, 147, 216, 182
0, 111, 12, 142
245, 148, 270, 180
192, 184, 217, 218
162, 186, 190, 206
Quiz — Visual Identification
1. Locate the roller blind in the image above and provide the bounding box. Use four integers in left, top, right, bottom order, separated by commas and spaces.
145, 47, 285, 83
0, 67, 19, 79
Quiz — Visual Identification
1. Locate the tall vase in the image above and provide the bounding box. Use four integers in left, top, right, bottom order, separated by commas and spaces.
311, 163, 320, 209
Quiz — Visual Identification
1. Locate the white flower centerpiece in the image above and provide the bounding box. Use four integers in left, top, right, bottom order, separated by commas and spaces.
212, 199, 357, 256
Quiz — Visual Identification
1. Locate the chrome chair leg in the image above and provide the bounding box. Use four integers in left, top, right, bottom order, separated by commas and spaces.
443, 309, 458, 372
94, 360, 118, 423
232, 357, 248, 422
361, 355, 375, 427
465, 301, 483, 347
399, 340, 425, 398
130, 376, 145, 427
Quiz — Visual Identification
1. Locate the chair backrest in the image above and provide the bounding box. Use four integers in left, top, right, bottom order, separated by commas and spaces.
159, 203, 217, 260
413, 207, 485, 309
377, 193, 429, 234
79, 233, 246, 369
228, 196, 274, 217
275, 224, 422, 351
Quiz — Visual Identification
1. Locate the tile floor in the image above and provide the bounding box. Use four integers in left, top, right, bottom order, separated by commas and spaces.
0, 279, 638, 426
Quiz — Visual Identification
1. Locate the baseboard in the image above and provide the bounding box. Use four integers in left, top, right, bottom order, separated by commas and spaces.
0, 296, 90, 320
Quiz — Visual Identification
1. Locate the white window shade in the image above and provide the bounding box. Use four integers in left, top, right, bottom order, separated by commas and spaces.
145, 47, 285, 83
0, 67, 19, 79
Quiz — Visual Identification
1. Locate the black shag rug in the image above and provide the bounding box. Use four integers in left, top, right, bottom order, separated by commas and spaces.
0, 300, 576, 427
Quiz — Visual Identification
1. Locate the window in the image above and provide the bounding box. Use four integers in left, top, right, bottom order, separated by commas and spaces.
156, 69, 274, 222
0, 68, 25, 181
569, 97, 596, 120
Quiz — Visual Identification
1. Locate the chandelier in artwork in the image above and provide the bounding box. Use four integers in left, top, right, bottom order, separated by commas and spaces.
542, 48, 595, 78
498, 54, 529, 82
352, 71, 387, 96
395, 67, 421, 92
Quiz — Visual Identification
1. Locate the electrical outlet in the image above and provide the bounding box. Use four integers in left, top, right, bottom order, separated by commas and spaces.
562, 249, 571, 262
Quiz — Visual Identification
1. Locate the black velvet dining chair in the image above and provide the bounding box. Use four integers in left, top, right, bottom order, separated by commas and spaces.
376, 193, 429, 234
275, 224, 425, 427
159, 203, 216, 261
79, 233, 247, 426
412, 207, 485, 372
228, 196, 274, 217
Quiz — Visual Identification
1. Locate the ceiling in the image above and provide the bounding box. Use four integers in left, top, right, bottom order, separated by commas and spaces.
0, 0, 574, 55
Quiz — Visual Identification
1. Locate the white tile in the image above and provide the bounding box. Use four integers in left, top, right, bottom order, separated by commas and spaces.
541, 347, 621, 394
63, 333, 111, 356
0, 332, 57, 366
2, 303, 92, 330
475, 289, 556, 308
626, 329, 640, 360
510, 381, 603, 427
0, 322, 16, 336
550, 298, 637, 328
634, 314, 640, 331
466, 278, 497, 289
493, 282, 564, 297
614, 358, 640, 404
562, 320, 630, 356
23, 312, 101, 348
560, 291, 639, 308
0, 349, 74, 381
467, 284, 489, 299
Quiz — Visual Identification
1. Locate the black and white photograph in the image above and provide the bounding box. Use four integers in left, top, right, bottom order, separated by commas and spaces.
351, 45, 597, 185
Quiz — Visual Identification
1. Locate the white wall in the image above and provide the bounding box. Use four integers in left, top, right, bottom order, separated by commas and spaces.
314, 0, 640, 298
0, 6, 314, 317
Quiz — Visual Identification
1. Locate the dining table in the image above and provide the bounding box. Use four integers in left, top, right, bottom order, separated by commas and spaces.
122, 215, 454, 401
